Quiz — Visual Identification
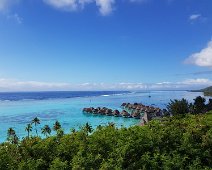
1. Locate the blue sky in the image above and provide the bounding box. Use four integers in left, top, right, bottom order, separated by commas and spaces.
0, 0, 212, 91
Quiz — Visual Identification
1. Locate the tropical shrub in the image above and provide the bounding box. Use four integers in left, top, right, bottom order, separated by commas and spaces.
207, 99, 212, 111
167, 98, 189, 116
193, 96, 206, 114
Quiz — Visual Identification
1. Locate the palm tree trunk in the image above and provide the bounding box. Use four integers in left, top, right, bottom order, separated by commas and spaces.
35, 123, 38, 136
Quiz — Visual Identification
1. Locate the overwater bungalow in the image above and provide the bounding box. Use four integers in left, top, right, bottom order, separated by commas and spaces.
121, 110, 131, 118
112, 110, 120, 117
82, 102, 164, 122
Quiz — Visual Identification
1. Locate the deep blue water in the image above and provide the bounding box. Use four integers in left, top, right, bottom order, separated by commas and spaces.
0, 90, 209, 143
0, 91, 129, 101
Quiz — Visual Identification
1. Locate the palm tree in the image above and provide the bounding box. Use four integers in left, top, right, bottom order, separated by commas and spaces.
13, 134, 19, 144
53, 120, 64, 138
25, 123, 32, 138
7, 127, 15, 141
53, 120, 61, 132
41, 125, 51, 137
56, 129, 64, 138
83, 122, 93, 135
31, 117, 40, 136
7, 128, 18, 144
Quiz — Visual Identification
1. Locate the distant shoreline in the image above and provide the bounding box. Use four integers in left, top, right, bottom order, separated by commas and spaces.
0, 89, 190, 93
189, 86, 212, 96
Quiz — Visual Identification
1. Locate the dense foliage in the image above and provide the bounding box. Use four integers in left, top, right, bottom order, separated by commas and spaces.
167, 98, 189, 116
167, 96, 212, 116
0, 112, 212, 169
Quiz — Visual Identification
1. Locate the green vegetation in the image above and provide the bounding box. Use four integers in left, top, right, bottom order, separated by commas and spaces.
41, 125, 52, 137
193, 96, 206, 114
0, 113, 211, 169
31, 117, 40, 136
7, 128, 18, 144
167, 98, 189, 116
167, 96, 211, 115
25, 123, 32, 139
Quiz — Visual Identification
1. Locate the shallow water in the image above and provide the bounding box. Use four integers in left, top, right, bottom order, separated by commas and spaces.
0, 91, 208, 142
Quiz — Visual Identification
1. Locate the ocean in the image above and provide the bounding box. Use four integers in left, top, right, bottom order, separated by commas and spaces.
0, 90, 208, 142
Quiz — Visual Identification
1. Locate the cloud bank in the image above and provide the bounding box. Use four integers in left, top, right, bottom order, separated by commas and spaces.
0, 0, 180, 16
43, 0, 152, 16
0, 78, 211, 92
43, 0, 115, 15
185, 40, 212, 67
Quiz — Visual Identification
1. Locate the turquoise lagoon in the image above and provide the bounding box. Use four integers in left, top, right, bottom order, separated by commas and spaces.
0, 91, 208, 142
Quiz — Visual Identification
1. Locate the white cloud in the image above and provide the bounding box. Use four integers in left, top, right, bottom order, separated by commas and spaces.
156, 82, 171, 85
0, 79, 71, 91
149, 79, 212, 90
44, 0, 114, 15
0, 0, 19, 12
189, 14, 207, 23
0, 78, 211, 92
189, 14, 201, 21
0, 0, 150, 16
43, 0, 78, 11
95, 0, 114, 16
181, 78, 212, 85
7, 13, 23, 24
184, 40, 212, 67
0, 0, 23, 24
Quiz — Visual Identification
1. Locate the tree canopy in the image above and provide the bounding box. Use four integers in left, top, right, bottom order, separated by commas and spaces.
0, 112, 212, 169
